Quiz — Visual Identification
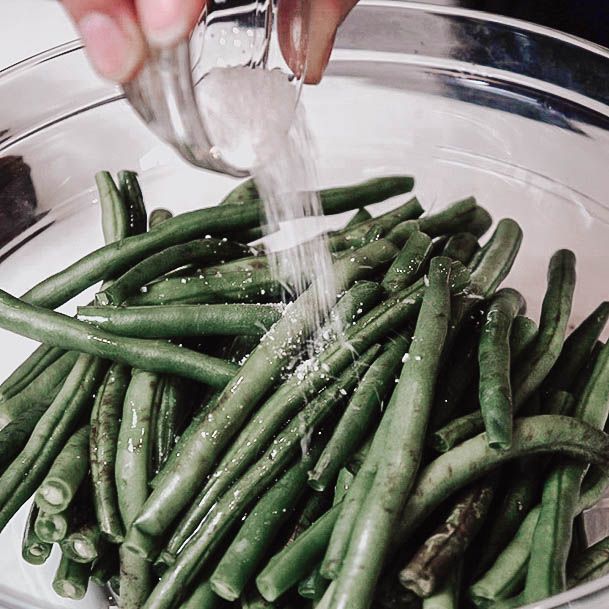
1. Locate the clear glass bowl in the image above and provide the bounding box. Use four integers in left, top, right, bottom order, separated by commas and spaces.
1, 2, 609, 608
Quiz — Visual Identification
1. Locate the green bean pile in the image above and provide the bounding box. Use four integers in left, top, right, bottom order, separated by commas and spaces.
0, 170, 608, 609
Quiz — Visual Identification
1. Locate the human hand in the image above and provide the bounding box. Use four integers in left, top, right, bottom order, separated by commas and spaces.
60, 0, 359, 84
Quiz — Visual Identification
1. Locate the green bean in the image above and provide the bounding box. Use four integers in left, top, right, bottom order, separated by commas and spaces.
465, 207, 493, 239
0, 344, 64, 403
96, 238, 253, 305
322, 281, 385, 332
346, 208, 373, 227
128, 240, 397, 555
223, 176, 415, 212
22, 503, 52, 565
117, 369, 158, 609
154, 376, 187, 473
0, 350, 79, 430
322, 458, 375, 580
90, 364, 131, 543
568, 534, 609, 588
298, 566, 329, 601
541, 301, 609, 398
396, 416, 609, 548
0, 290, 238, 389
333, 468, 354, 505
328, 198, 423, 251
381, 231, 433, 294
478, 289, 526, 449
285, 490, 333, 547
62, 517, 102, 564
96, 171, 129, 244
317, 176, 415, 211
78, 303, 284, 339
91, 547, 119, 586
510, 316, 539, 363
0, 401, 53, 474
242, 587, 277, 609
118, 170, 148, 237
434, 248, 575, 450
423, 563, 461, 609
35, 425, 89, 514
182, 579, 226, 609
474, 389, 577, 579
308, 336, 409, 492
140, 351, 380, 609
257, 505, 341, 602
385, 199, 478, 247
221, 178, 259, 205
512, 249, 577, 406
23, 179, 408, 310
400, 481, 495, 598
430, 307, 485, 431
441, 232, 480, 264
116, 370, 159, 528
0, 355, 106, 531
329, 258, 452, 609
571, 341, 604, 400
432, 317, 538, 452
524, 340, 609, 603
210, 453, 314, 601
124, 269, 282, 306
149, 208, 173, 229
469, 507, 537, 608
52, 552, 90, 600
35, 509, 69, 542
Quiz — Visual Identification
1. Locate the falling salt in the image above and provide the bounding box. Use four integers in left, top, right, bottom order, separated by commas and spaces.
198, 66, 341, 359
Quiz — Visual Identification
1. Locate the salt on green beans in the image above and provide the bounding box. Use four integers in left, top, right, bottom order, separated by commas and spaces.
95, 238, 254, 306
140, 349, 379, 609
381, 231, 433, 294
96, 171, 129, 245
308, 336, 409, 492
78, 303, 284, 338
127, 240, 397, 558
90, 364, 131, 543
118, 170, 148, 237
22, 177, 412, 310
157, 346, 380, 568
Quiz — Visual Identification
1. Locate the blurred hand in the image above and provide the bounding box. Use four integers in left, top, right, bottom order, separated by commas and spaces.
61, 0, 359, 84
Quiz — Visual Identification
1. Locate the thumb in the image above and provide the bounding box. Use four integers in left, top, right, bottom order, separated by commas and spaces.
278, 0, 359, 85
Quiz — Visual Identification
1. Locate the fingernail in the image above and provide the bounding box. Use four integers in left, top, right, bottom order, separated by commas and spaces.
138, 0, 192, 48
79, 12, 143, 82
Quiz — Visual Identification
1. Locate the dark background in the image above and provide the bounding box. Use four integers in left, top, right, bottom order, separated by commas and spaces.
460, 0, 609, 48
